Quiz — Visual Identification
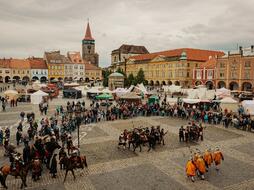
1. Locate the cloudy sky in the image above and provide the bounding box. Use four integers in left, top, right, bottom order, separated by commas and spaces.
0, 0, 254, 67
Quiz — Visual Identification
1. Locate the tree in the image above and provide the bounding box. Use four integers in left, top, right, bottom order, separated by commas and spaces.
102, 69, 112, 87
127, 73, 135, 86
136, 68, 145, 84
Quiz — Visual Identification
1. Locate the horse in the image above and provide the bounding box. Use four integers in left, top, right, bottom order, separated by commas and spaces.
31, 159, 42, 181
60, 155, 88, 182
0, 162, 29, 189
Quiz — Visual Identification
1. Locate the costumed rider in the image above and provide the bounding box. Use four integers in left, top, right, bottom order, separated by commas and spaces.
118, 133, 126, 149
10, 152, 23, 172
70, 148, 81, 167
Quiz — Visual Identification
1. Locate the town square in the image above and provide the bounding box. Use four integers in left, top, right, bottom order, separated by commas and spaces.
0, 0, 254, 189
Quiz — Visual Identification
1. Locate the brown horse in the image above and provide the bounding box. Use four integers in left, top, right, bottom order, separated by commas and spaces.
60, 155, 88, 182
0, 162, 29, 189
31, 159, 42, 181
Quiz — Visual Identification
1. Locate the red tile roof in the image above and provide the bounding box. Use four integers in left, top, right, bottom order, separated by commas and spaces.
67, 52, 83, 64
198, 57, 217, 69
0, 58, 11, 68
83, 22, 94, 41
9, 59, 30, 69
29, 57, 48, 69
85, 63, 101, 70
129, 48, 224, 62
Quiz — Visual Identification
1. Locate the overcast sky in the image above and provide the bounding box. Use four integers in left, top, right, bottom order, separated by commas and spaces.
0, 0, 254, 67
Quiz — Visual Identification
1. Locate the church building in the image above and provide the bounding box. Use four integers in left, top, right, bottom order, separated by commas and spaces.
82, 22, 99, 67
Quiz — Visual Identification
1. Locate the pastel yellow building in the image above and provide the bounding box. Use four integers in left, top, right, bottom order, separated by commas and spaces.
119, 48, 224, 87
44, 51, 65, 81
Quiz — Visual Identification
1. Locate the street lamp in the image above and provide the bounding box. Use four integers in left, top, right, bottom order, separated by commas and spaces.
74, 103, 82, 148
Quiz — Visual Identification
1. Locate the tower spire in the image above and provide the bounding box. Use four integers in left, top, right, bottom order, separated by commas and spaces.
84, 21, 94, 41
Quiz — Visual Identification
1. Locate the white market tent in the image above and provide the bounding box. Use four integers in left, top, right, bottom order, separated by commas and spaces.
182, 98, 201, 104
166, 97, 178, 105
102, 88, 113, 94
30, 90, 48, 104
220, 97, 238, 112
113, 88, 128, 97
216, 87, 231, 98
242, 100, 254, 115
168, 84, 182, 93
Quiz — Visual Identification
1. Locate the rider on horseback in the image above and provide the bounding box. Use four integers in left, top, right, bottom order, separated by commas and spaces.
10, 152, 23, 173
70, 148, 81, 168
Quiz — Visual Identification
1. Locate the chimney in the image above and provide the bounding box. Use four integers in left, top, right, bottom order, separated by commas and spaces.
239, 46, 243, 55
251, 45, 254, 53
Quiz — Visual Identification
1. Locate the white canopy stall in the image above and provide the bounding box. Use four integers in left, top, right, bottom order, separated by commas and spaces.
242, 100, 254, 115
30, 90, 48, 104
220, 97, 238, 112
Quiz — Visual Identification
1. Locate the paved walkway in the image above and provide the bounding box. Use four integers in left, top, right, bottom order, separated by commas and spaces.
0, 99, 254, 189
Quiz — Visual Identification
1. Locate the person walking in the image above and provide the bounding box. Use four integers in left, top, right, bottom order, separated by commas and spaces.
49, 153, 57, 178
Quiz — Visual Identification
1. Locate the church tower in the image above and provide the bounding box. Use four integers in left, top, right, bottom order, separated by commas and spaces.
82, 22, 99, 66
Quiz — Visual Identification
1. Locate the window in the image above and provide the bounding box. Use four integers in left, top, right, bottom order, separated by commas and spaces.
0, 70, 2, 73
207, 70, 213, 79
196, 70, 201, 79
220, 63, 225, 68
232, 60, 237, 68
187, 63, 190, 67
231, 71, 238, 79
36, 71, 38, 74
13, 70, 15, 74
187, 72, 189, 77
27, 70, 29, 74
220, 72, 224, 78
244, 70, 250, 79
245, 61, 251, 67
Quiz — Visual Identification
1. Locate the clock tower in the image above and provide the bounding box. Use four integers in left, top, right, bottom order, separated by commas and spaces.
82, 22, 99, 66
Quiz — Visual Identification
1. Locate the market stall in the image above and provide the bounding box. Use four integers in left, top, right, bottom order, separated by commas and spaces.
30, 90, 48, 104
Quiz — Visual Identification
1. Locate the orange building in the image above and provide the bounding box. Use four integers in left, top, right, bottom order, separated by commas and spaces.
215, 46, 254, 91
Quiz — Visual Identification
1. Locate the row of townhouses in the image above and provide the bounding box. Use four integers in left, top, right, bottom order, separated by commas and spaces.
110, 45, 254, 91
0, 22, 102, 83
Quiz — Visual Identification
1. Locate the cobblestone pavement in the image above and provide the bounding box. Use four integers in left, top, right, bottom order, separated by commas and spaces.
1, 102, 254, 190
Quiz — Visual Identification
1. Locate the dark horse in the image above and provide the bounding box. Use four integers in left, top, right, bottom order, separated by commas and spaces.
31, 159, 42, 181
0, 162, 29, 189
59, 155, 88, 182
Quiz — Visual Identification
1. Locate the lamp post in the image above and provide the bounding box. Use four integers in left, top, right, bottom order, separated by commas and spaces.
75, 103, 81, 148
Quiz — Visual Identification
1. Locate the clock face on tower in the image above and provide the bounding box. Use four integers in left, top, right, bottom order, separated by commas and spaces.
87, 45, 91, 49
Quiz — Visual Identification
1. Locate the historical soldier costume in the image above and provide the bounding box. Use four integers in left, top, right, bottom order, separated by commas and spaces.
213, 147, 224, 170
195, 155, 206, 180
203, 149, 213, 169
186, 157, 196, 182
118, 133, 126, 149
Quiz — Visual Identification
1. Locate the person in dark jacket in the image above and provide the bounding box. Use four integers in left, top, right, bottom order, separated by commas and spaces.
50, 153, 57, 178
23, 141, 31, 164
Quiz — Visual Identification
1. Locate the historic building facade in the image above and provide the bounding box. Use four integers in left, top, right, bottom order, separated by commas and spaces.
82, 22, 99, 67
66, 52, 85, 81
215, 46, 254, 91
120, 48, 224, 87
192, 57, 217, 89
44, 51, 65, 81
110, 44, 149, 72
29, 57, 48, 82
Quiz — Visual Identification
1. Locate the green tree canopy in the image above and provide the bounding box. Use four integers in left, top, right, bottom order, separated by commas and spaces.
136, 68, 145, 84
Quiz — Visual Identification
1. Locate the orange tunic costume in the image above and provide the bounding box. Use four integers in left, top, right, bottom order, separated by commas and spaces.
213, 151, 224, 165
186, 160, 196, 177
203, 151, 213, 167
196, 157, 206, 174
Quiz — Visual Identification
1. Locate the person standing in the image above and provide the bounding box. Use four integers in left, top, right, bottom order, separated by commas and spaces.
49, 153, 57, 178
16, 129, 22, 146
179, 126, 185, 142
186, 157, 196, 182
213, 147, 224, 170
